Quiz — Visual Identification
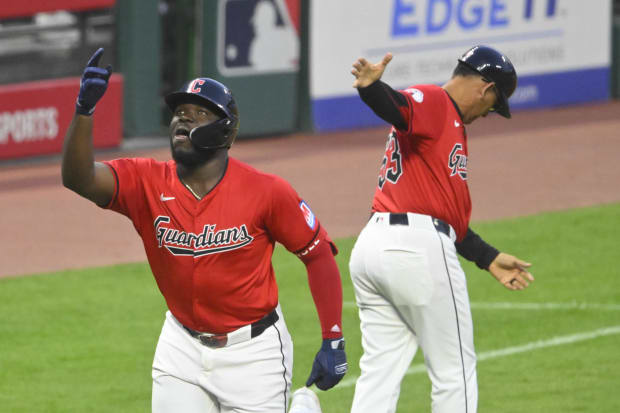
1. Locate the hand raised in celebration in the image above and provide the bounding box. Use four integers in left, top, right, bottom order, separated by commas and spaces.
76, 48, 113, 116
351, 53, 393, 89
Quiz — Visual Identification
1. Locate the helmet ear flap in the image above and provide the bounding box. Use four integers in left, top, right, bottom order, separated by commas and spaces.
189, 118, 238, 149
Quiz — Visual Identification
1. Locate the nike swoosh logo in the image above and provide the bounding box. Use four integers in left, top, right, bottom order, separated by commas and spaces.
160, 193, 176, 202
454, 120, 460, 127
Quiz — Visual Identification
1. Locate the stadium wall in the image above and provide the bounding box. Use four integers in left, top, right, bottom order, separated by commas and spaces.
309, 0, 613, 131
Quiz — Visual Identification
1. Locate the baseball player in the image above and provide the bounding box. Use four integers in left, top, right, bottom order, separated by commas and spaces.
348, 45, 535, 413
61, 48, 347, 412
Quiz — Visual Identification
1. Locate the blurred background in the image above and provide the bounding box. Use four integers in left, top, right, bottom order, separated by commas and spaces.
1, 0, 619, 162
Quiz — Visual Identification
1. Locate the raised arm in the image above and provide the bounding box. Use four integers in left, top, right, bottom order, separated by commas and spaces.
61, 48, 116, 206
351, 53, 408, 130
351, 53, 393, 88
357, 80, 409, 131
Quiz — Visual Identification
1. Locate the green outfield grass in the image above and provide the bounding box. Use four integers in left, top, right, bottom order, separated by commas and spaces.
1, 203, 619, 412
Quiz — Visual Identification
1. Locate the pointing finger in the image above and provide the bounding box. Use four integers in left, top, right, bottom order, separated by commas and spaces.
87, 47, 105, 67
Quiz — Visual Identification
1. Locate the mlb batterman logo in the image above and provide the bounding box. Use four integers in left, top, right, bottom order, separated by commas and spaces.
404, 88, 424, 103
299, 200, 317, 230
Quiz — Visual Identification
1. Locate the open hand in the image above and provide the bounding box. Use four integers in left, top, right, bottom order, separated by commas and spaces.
351, 53, 393, 88
488, 252, 534, 290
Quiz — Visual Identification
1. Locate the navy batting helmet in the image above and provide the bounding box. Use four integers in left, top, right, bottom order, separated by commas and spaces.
165, 78, 239, 149
458, 45, 517, 118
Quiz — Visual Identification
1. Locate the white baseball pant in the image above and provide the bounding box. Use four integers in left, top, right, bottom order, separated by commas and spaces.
151, 305, 293, 413
349, 212, 477, 413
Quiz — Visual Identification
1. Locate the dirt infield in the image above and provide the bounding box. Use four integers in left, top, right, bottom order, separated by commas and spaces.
1, 101, 619, 277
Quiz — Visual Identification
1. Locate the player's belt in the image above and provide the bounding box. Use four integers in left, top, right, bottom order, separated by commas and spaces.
388, 213, 451, 237
370, 212, 453, 239
182, 309, 279, 349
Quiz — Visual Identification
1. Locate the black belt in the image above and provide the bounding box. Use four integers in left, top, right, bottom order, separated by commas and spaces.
183, 309, 279, 348
388, 213, 451, 238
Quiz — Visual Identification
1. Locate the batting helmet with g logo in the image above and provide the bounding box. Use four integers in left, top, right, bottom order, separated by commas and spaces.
458, 45, 517, 118
165, 78, 240, 149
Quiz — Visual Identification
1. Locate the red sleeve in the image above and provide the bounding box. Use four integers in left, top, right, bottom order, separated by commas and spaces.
264, 176, 342, 338
398, 85, 447, 139
101, 158, 147, 221
264, 175, 336, 254
298, 238, 343, 339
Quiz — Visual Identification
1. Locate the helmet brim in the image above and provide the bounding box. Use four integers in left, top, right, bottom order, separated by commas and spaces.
493, 90, 511, 119
164, 92, 227, 119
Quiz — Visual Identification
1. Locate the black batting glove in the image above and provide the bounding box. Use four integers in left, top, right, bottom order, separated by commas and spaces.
76, 48, 113, 116
306, 337, 348, 391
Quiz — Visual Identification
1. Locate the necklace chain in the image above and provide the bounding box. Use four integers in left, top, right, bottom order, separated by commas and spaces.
183, 182, 202, 200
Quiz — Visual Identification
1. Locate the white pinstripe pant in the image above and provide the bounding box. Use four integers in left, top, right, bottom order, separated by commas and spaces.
349, 213, 477, 413
151, 306, 293, 413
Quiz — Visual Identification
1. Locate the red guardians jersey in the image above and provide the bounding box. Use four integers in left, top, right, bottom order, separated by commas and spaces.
103, 157, 330, 333
371, 84, 471, 240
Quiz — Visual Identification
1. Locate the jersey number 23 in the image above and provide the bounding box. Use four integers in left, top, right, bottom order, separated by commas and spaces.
378, 132, 402, 189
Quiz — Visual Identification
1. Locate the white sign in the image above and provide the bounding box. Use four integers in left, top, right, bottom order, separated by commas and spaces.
310, 0, 611, 130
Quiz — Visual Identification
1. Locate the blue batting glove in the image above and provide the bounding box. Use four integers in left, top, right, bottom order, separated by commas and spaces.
305, 337, 347, 391
76, 48, 113, 116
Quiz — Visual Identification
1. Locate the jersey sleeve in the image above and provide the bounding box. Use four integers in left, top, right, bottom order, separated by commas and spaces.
265, 176, 336, 256
101, 158, 147, 220
398, 85, 447, 139
265, 177, 342, 339
358, 80, 409, 131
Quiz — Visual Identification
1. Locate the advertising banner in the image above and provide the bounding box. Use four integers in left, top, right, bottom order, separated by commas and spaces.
310, 0, 612, 131
0, 1, 116, 19
0, 76, 123, 160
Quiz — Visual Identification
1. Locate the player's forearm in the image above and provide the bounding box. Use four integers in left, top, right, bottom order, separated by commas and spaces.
301, 241, 344, 339
358, 80, 408, 130
61, 114, 97, 193
455, 227, 500, 270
